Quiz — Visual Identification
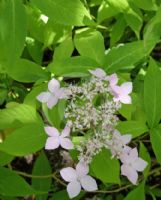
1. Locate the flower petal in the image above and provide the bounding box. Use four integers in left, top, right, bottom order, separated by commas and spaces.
129, 148, 138, 162
119, 94, 132, 104
121, 164, 138, 185
44, 126, 59, 137
48, 78, 60, 93
61, 126, 71, 137
106, 73, 118, 86
56, 88, 68, 99
47, 96, 58, 109
60, 138, 74, 150
76, 162, 89, 177
60, 167, 77, 182
80, 175, 98, 191
37, 92, 50, 103
45, 137, 60, 150
120, 82, 132, 94
67, 181, 81, 198
133, 158, 148, 172
121, 134, 132, 145
89, 68, 106, 78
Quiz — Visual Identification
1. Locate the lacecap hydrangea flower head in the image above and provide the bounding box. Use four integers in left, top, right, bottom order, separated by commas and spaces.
37, 68, 147, 199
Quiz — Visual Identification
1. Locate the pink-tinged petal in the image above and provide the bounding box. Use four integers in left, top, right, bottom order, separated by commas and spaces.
106, 73, 118, 86
120, 152, 130, 164
119, 94, 131, 104
89, 68, 106, 78
61, 126, 71, 138
37, 92, 50, 103
121, 164, 138, 184
60, 138, 74, 150
80, 175, 98, 191
120, 82, 132, 95
132, 158, 148, 172
44, 126, 59, 137
113, 96, 120, 102
45, 137, 60, 150
76, 162, 89, 177
67, 181, 81, 198
48, 78, 60, 93
113, 129, 121, 138
57, 88, 68, 99
121, 134, 132, 145
111, 85, 122, 95
129, 148, 138, 161
60, 167, 77, 182
122, 146, 132, 154
47, 96, 58, 109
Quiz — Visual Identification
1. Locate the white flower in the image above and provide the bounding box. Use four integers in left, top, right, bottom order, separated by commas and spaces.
120, 148, 147, 184
108, 130, 132, 157
106, 73, 118, 87
45, 125, 74, 150
37, 78, 68, 109
88, 68, 107, 79
111, 82, 133, 104
60, 162, 98, 198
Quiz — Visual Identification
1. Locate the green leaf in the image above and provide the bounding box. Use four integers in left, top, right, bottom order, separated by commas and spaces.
144, 5, 161, 50
97, 1, 119, 23
130, 0, 158, 11
42, 100, 66, 129
0, 104, 42, 129
0, 0, 27, 70
104, 40, 152, 73
110, 15, 126, 46
31, 0, 92, 26
26, 6, 46, 43
24, 83, 47, 108
43, 19, 72, 48
144, 58, 161, 128
32, 151, 52, 200
124, 5, 143, 38
91, 149, 120, 184
139, 143, 151, 177
0, 123, 46, 156
48, 56, 99, 77
26, 39, 43, 65
0, 166, 34, 196
8, 59, 49, 83
106, 0, 129, 12
50, 190, 84, 200
116, 121, 148, 138
53, 36, 74, 61
150, 127, 161, 165
0, 152, 14, 166
74, 28, 105, 65
123, 182, 145, 200
119, 104, 136, 120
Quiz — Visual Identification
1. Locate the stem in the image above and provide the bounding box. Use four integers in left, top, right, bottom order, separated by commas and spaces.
15, 170, 66, 187
14, 166, 161, 194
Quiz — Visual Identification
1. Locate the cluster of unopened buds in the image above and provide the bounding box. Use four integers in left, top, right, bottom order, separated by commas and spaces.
37, 68, 147, 198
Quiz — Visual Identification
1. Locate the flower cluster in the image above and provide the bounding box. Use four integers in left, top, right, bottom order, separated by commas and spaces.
37, 68, 147, 198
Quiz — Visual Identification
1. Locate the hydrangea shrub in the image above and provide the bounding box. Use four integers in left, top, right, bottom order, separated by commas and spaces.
0, 0, 161, 200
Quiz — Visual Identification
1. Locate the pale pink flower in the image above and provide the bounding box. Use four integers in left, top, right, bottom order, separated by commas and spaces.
60, 162, 98, 198
111, 82, 132, 104
120, 148, 147, 184
108, 130, 132, 157
37, 78, 67, 109
89, 68, 107, 79
45, 125, 74, 150
106, 73, 118, 87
